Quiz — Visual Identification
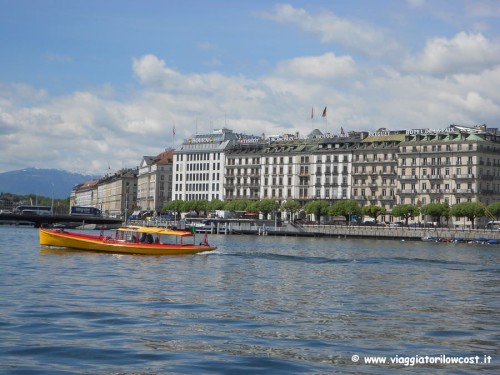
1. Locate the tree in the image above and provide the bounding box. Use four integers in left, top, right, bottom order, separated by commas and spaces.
420, 202, 450, 226
450, 202, 486, 229
182, 200, 207, 216
206, 199, 225, 212
304, 200, 330, 223
328, 200, 362, 222
255, 199, 280, 219
486, 202, 500, 219
162, 200, 184, 218
224, 199, 252, 212
281, 200, 301, 222
362, 205, 387, 223
391, 204, 420, 226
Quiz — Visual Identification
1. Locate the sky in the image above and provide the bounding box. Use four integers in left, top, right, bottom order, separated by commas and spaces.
1, 0, 499, 175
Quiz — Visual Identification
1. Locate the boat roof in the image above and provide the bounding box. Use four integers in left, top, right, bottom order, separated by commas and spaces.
118, 226, 193, 237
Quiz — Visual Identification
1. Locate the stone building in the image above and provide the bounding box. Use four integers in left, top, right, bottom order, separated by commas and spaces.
71, 168, 137, 218
137, 149, 173, 213
173, 128, 261, 201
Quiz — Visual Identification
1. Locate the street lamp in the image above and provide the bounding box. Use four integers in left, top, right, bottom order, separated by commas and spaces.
51, 182, 55, 216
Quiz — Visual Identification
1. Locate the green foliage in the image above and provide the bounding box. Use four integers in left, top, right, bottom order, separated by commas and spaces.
182, 200, 207, 214
420, 202, 450, 224
206, 199, 225, 212
304, 200, 330, 221
328, 200, 361, 219
162, 200, 185, 215
486, 202, 500, 219
450, 202, 486, 229
391, 204, 420, 225
281, 200, 301, 214
254, 199, 280, 217
362, 205, 387, 221
247, 201, 259, 214
224, 199, 252, 212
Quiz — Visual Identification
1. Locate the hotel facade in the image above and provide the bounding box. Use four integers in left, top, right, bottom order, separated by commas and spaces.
174, 125, 500, 214
172, 128, 262, 201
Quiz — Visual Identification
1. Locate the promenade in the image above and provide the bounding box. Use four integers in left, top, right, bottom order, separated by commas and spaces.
226, 222, 500, 242
135, 218, 500, 242
265, 223, 500, 241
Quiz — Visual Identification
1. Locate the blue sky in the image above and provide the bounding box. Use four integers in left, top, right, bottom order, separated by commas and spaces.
1, 0, 499, 174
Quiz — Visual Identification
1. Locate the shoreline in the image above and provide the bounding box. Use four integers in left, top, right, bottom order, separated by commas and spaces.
131, 219, 500, 242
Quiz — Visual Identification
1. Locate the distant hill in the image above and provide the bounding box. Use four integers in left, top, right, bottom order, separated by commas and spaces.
0, 168, 99, 199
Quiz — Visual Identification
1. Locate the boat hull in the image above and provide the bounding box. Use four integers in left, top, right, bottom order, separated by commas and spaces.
39, 228, 217, 255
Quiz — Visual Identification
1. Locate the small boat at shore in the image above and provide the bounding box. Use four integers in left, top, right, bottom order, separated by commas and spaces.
39, 226, 217, 255
421, 235, 438, 242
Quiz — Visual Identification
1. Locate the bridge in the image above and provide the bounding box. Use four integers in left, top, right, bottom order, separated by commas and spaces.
0, 213, 122, 228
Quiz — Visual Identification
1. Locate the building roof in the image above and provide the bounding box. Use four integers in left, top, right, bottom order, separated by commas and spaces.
361, 134, 406, 143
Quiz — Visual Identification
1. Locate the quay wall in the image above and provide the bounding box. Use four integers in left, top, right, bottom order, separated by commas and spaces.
261, 224, 500, 241
135, 218, 500, 241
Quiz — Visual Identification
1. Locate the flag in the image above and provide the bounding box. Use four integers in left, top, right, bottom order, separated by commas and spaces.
173, 124, 176, 136
341, 127, 345, 135
322, 107, 327, 117
311, 107, 314, 119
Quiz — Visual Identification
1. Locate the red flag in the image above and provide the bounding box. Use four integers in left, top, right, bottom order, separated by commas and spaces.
311, 107, 314, 119
322, 107, 327, 117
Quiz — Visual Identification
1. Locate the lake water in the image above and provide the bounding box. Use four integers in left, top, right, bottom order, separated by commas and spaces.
0, 227, 498, 374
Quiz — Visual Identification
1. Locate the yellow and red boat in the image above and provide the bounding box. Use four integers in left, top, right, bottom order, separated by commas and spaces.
39, 226, 217, 255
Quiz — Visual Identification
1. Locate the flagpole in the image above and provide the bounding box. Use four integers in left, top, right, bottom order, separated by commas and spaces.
322, 106, 327, 134
172, 122, 176, 147
311, 107, 314, 130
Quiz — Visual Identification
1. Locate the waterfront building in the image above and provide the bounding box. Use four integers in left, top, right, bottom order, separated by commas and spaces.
182, 124, 500, 225
256, 130, 359, 204
70, 179, 100, 209
71, 169, 138, 219
96, 169, 138, 219
224, 141, 265, 201
397, 125, 500, 207
173, 128, 261, 201
137, 149, 173, 213
352, 131, 404, 212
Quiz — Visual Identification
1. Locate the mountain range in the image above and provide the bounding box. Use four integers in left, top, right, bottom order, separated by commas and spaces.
0, 168, 98, 199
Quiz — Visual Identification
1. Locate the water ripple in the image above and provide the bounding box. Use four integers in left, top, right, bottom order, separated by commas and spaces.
0, 228, 498, 374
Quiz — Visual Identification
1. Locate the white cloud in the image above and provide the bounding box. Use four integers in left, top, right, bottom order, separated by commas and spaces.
1, 48, 500, 175
132, 54, 180, 89
403, 32, 500, 75
260, 4, 400, 58
275, 53, 356, 80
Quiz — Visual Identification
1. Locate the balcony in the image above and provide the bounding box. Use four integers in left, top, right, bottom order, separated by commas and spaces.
380, 195, 395, 201
400, 175, 412, 180
380, 170, 396, 175
454, 189, 475, 194
454, 174, 474, 179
